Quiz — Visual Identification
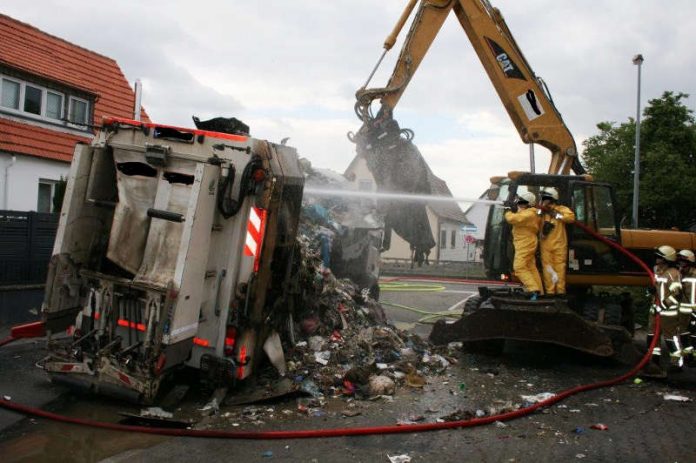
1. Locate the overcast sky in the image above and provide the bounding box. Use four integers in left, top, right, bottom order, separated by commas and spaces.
5, 1, 696, 201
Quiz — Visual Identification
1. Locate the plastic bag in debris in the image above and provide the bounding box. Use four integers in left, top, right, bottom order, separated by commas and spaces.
520, 392, 556, 404
368, 375, 395, 396
388, 455, 412, 463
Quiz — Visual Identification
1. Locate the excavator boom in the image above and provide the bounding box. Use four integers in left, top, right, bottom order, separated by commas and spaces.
356, 0, 583, 175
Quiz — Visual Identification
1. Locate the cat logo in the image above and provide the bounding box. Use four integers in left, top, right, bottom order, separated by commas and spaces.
484, 37, 526, 81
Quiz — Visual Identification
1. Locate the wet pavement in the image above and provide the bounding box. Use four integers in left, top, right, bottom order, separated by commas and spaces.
1, 278, 696, 462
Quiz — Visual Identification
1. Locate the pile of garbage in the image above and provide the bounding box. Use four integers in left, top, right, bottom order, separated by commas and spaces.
249, 226, 455, 405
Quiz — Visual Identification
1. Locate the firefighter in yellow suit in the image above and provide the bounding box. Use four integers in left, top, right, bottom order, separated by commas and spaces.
504, 192, 543, 299
538, 188, 575, 295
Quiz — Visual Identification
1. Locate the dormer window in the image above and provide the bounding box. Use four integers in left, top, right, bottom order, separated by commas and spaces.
68, 96, 88, 125
0, 74, 87, 126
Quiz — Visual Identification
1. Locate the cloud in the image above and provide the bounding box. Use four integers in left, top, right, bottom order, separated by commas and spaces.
3, 0, 696, 201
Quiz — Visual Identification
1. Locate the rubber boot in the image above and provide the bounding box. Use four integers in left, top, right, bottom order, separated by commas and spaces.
640, 335, 667, 379
666, 336, 685, 370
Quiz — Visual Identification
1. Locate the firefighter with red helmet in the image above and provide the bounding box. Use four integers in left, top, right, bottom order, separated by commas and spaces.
643, 245, 683, 377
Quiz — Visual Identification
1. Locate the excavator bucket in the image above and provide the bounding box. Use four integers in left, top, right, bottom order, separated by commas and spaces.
430, 293, 639, 362
351, 114, 435, 257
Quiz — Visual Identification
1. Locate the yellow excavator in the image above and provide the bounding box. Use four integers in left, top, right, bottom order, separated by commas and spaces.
352, 0, 696, 358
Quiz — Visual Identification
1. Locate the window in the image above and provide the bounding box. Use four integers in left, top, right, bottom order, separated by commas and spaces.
24, 85, 42, 115
440, 230, 447, 249
1, 78, 20, 109
69, 97, 88, 125
37, 180, 57, 213
0, 75, 73, 123
358, 179, 373, 191
451, 230, 456, 248
46, 92, 63, 120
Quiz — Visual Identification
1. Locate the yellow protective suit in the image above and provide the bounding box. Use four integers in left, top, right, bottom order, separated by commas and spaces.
539, 205, 575, 295
505, 207, 543, 293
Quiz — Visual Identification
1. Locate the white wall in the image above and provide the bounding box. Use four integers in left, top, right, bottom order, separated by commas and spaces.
439, 220, 472, 262
0, 152, 70, 211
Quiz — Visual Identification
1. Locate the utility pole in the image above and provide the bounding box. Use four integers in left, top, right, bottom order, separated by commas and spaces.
632, 54, 644, 229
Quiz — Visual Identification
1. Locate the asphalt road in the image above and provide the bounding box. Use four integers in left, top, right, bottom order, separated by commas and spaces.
1, 278, 696, 462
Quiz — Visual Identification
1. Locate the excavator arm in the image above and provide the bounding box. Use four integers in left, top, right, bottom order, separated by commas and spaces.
356, 0, 584, 175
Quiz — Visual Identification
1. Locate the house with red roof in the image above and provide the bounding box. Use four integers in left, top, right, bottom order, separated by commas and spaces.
0, 14, 148, 212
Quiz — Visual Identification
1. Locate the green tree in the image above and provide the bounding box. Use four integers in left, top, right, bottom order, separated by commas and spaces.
582, 91, 696, 230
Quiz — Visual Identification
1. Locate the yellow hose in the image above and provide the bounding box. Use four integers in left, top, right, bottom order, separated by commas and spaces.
379, 282, 445, 292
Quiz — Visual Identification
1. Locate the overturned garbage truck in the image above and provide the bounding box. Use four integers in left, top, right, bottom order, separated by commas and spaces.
42, 117, 304, 402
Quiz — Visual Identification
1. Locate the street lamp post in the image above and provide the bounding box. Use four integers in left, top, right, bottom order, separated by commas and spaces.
632, 54, 644, 229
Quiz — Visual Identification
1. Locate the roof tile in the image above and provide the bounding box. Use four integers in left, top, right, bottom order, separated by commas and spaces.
0, 14, 149, 162
0, 119, 90, 162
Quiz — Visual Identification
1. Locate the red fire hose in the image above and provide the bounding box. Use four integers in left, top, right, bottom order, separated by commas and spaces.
0, 221, 659, 439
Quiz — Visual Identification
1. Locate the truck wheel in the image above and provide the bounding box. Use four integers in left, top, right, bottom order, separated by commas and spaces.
463, 295, 483, 313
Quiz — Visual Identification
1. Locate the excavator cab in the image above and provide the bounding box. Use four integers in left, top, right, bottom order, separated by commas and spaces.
483, 173, 624, 283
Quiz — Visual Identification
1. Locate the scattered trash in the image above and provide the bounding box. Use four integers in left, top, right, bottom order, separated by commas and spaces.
199, 387, 228, 416
342, 409, 362, 417
313, 351, 330, 366
441, 409, 476, 422
495, 421, 507, 428
405, 372, 426, 388
140, 407, 173, 419
576, 454, 587, 459
574, 426, 585, 434
633, 378, 643, 385
590, 423, 608, 431
3, 395, 10, 401
369, 375, 396, 396
459, 383, 466, 391
520, 392, 555, 404
300, 379, 322, 398
663, 394, 691, 402
387, 454, 411, 463
262, 450, 274, 458
263, 331, 287, 376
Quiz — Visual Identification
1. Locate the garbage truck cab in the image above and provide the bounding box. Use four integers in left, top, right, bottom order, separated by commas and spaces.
42, 117, 304, 402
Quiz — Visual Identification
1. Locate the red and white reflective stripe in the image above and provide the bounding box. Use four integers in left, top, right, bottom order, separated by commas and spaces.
243, 207, 267, 272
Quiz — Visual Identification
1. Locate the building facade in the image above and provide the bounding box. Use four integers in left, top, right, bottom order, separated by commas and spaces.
0, 14, 148, 212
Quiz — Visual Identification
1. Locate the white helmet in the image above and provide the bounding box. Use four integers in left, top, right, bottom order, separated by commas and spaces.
518, 192, 536, 205
656, 245, 677, 262
540, 188, 559, 201
678, 249, 695, 263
